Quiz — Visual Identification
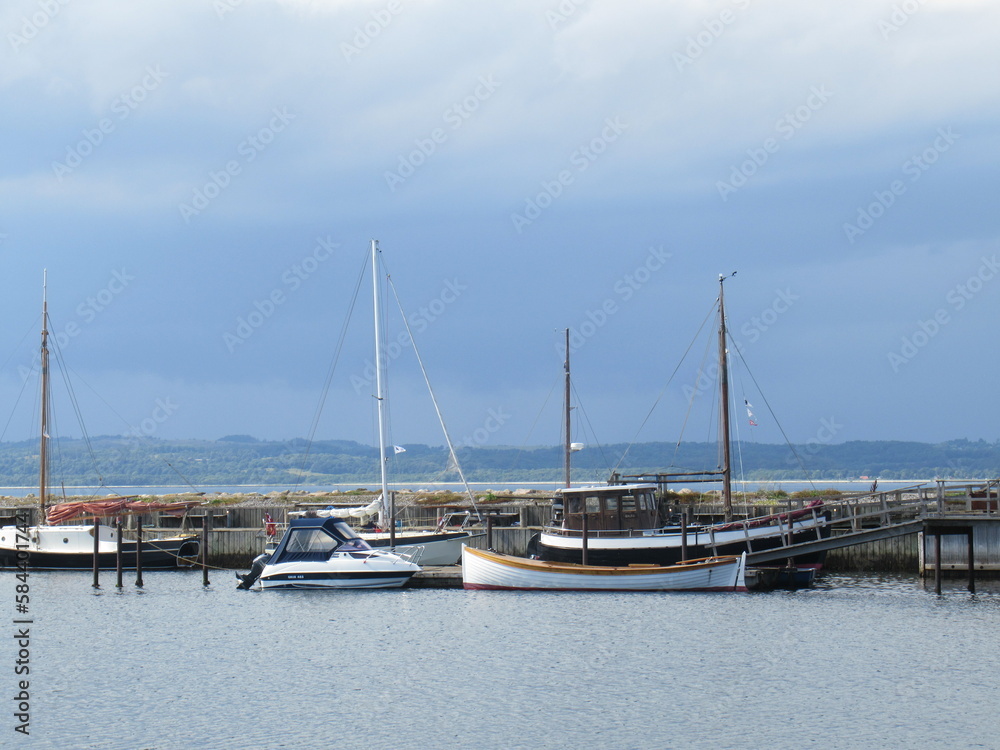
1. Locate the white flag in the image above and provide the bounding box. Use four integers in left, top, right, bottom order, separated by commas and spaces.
393, 445, 406, 454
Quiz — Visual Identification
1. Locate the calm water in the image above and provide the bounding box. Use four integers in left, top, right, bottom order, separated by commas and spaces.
3, 571, 998, 750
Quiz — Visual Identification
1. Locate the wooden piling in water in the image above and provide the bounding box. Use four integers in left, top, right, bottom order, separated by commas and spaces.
680, 511, 688, 562
201, 512, 211, 586
135, 521, 144, 588
115, 519, 123, 589
92, 517, 100, 589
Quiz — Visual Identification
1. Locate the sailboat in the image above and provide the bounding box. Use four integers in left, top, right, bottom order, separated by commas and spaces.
0, 274, 201, 570
273, 240, 478, 565
530, 275, 829, 568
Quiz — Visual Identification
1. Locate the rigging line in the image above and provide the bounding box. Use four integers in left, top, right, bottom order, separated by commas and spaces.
296, 247, 370, 489
680, 304, 719, 470
0, 360, 38, 442
57, 361, 201, 493
568, 379, 613, 481
48, 320, 104, 486
512, 367, 561, 478
383, 272, 481, 520
0, 314, 43, 377
726, 327, 816, 490
612, 299, 717, 475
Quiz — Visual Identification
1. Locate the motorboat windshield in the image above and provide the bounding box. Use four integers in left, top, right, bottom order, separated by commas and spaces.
269, 517, 374, 564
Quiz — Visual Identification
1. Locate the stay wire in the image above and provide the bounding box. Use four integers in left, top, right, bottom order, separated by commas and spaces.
383, 267, 481, 518
726, 328, 815, 490
612, 299, 717, 475
296, 247, 370, 489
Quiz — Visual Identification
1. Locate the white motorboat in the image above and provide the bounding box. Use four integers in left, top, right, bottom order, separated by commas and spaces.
244, 516, 420, 590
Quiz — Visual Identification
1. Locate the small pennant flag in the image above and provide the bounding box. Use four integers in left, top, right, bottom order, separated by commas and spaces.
393, 445, 406, 454
745, 400, 757, 427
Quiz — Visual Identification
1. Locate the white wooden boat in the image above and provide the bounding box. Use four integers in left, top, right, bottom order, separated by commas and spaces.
462, 545, 747, 592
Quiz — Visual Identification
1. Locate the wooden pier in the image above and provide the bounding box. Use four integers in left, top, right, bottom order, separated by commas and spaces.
4, 480, 999, 583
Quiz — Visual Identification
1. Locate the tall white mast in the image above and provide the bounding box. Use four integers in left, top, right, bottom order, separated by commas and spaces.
371, 240, 391, 531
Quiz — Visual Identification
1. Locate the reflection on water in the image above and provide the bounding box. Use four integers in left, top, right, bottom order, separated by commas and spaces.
4, 570, 999, 750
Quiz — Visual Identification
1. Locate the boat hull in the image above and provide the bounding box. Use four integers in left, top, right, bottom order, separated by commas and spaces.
260, 563, 419, 590
361, 531, 482, 566
534, 517, 828, 568
0, 525, 200, 570
462, 546, 747, 592
258, 555, 419, 590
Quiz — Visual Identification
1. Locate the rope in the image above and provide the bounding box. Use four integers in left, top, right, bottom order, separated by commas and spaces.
383, 270, 481, 520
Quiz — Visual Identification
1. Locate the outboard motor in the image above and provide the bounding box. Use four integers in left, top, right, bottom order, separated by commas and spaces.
236, 552, 270, 590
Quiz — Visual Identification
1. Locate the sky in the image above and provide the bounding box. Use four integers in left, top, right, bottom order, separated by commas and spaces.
1, 0, 999, 456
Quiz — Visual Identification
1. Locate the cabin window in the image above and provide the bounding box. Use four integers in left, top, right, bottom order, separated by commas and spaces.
586, 496, 601, 514
285, 528, 337, 554
567, 497, 582, 515
604, 496, 619, 513
622, 495, 637, 513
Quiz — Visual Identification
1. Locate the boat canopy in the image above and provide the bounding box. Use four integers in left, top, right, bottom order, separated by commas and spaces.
288, 495, 383, 520
268, 517, 374, 564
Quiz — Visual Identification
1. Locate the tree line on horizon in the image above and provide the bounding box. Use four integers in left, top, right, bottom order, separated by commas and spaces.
0, 435, 997, 488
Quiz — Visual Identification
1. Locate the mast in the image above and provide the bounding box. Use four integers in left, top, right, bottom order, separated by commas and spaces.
39, 271, 50, 521
563, 328, 571, 489
718, 274, 732, 522
371, 241, 392, 538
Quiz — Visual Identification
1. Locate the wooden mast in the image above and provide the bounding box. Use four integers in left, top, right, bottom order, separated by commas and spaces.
718, 274, 733, 522
39, 271, 50, 521
563, 328, 571, 489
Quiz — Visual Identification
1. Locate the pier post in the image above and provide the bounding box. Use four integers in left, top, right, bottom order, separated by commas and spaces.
581, 511, 589, 566
486, 515, 494, 551
92, 516, 100, 589
680, 511, 688, 563
135, 520, 144, 588
115, 519, 123, 589
201, 512, 211, 586
934, 533, 942, 595
967, 529, 976, 594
